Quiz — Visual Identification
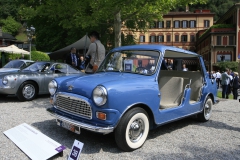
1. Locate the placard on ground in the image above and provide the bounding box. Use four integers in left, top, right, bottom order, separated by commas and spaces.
3, 123, 66, 160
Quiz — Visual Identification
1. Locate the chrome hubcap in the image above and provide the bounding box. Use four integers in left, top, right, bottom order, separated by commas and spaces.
204, 103, 211, 119
22, 84, 35, 99
129, 118, 145, 143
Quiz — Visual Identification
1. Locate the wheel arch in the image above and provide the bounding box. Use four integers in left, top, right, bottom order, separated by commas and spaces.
117, 103, 156, 130
201, 93, 214, 111
20, 80, 40, 94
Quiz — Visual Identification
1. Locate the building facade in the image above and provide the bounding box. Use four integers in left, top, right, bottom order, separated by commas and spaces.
196, 3, 240, 71
131, 9, 214, 52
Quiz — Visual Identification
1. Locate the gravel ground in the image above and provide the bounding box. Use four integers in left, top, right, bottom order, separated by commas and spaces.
0, 96, 240, 160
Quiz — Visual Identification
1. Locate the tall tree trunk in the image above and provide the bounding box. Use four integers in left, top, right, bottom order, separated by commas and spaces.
114, 11, 121, 47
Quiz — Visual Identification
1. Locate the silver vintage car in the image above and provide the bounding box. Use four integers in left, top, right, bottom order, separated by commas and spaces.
0, 61, 83, 101
0, 59, 34, 73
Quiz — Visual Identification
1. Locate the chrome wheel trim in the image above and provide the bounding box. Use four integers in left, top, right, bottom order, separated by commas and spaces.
22, 84, 35, 99
204, 99, 212, 120
129, 118, 145, 143
125, 113, 149, 149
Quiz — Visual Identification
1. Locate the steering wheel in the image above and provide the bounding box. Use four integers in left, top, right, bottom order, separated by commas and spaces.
135, 67, 150, 74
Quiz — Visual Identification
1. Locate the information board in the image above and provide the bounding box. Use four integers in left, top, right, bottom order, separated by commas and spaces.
3, 123, 66, 160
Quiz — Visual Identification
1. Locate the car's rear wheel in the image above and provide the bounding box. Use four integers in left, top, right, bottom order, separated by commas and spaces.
17, 81, 38, 101
115, 107, 149, 151
197, 96, 213, 122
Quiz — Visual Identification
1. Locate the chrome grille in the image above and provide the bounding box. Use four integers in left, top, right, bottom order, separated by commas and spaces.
56, 95, 92, 119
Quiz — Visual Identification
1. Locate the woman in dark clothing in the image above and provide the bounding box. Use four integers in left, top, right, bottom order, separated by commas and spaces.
232, 72, 239, 100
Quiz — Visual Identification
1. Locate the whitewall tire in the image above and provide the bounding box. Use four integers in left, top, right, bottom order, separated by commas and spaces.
115, 107, 149, 151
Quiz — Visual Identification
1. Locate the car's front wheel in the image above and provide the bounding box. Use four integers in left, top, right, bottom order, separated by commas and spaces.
17, 81, 38, 101
197, 96, 213, 122
115, 107, 149, 151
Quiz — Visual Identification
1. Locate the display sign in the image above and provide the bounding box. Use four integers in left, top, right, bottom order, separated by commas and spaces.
68, 139, 84, 160
3, 123, 66, 160
124, 59, 133, 71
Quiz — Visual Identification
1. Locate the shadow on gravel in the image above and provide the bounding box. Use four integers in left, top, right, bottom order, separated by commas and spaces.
0, 94, 51, 108
148, 118, 196, 140
31, 116, 240, 157
0, 94, 50, 103
31, 117, 198, 155
201, 120, 240, 132
31, 119, 120, 155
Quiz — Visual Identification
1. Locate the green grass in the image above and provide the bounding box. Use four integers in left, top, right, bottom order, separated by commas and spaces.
217, 91, 233, 99
15, 33, 27, 42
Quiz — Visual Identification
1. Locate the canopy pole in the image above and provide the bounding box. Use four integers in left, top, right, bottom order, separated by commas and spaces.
84, 32, 88, 57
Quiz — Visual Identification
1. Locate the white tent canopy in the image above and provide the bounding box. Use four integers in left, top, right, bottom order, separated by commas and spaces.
0, 45, 30, 55
49, 35, 91, 60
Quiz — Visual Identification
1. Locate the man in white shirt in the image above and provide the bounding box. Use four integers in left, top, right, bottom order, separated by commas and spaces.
216, 70, 221, 89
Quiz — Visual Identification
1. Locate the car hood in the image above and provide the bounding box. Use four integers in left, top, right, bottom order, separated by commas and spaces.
59, 72, 146, 98
0, 68, 19, 73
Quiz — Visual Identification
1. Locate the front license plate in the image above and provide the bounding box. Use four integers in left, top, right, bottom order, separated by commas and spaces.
57, 120, 80, 134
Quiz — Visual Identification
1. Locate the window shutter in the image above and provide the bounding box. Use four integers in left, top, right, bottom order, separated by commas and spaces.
194, 21, 196, 27
162, 36, 164, 42
143, 36, 145, 42
180, 21, 182, 28
188, 21, 191, 28
181, 35, 184, 42
162, 21, 164, 28
155, 36, 157, 42
149, 36, 151, 42
173, 21, 175, 28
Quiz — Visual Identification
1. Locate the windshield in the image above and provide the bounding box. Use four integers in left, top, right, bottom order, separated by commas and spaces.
3, 60, 25, 68
98, 50, 160, 75
23, 62, 51, 72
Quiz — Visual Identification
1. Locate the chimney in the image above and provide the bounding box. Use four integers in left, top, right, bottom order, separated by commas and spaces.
186, 5, 189, 12
0, 27, 2, 37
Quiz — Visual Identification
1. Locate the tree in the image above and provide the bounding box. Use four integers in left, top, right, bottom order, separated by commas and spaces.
0, 0, 18, 19
18, 0, 208, 49
216, 61, 239, 72
0, 16, 21, 36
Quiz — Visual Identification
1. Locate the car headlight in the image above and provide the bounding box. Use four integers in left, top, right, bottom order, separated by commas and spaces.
48, 80, 58, 95
93, 86, 107, 106
2, 76, 8, 85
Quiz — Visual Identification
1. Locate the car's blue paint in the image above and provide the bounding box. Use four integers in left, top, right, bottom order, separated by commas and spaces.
51, 44, 217, 131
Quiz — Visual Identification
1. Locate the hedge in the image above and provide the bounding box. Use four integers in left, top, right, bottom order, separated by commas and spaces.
0, 51, 50, 61
31, 51, 50, 61
215, 61, 239, 72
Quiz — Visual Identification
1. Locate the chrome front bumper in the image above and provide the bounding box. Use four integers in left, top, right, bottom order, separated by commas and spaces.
47, 109, 114, 134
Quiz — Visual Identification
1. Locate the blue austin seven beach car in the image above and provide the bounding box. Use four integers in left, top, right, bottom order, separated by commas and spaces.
47, 45, 218, 151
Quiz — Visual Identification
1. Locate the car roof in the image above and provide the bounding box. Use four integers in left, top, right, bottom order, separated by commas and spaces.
111, 44, 200, 57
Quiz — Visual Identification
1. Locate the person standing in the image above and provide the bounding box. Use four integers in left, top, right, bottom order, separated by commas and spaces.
85, 31, 105, 73
232, 72, 239, 100
226, 72, 233, 99
221, 68, 230, 98
78, 55, 85, 71
182, 64, 188, 71
66, 47, 78, 68
216, 70, 221, 89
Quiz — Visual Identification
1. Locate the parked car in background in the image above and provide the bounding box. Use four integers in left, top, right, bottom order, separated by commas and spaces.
0, 59, 34, 73
0, 61, 83, 101
47, 45, 218, 151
